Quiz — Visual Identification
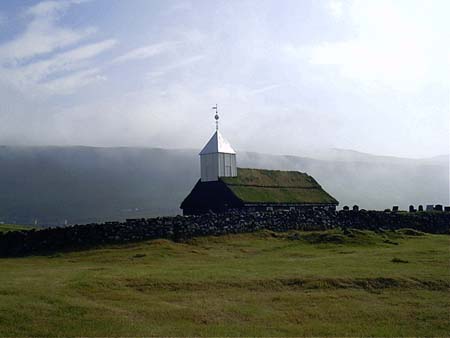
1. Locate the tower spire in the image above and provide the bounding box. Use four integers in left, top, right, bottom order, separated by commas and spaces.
212, 104, 219, 131
199, 104, 237, 182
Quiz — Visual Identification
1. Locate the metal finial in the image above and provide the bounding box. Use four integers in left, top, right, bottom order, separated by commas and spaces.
212, 104, 219, 131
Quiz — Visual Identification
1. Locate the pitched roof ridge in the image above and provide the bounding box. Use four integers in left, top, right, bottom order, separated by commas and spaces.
237, 167, 307, 174
224, 183, 321, 189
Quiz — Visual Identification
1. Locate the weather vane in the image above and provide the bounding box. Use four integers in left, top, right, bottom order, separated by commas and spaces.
212, 104, 219, 131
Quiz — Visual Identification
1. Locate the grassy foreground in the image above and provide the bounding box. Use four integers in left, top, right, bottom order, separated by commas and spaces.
0, 228, 448, 336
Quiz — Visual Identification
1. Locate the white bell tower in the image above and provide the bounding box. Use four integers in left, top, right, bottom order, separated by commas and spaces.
199, 105, 237, 182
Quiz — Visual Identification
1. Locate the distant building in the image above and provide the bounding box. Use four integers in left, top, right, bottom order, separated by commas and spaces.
180, 107, 338, 215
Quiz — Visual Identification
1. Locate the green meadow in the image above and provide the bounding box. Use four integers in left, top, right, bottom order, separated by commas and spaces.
0, 224, 35, 233
0, 227, 448, 336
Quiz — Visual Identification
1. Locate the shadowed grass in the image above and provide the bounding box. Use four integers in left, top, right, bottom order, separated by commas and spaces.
0, 224, 36, 233
0, 228, 448, 336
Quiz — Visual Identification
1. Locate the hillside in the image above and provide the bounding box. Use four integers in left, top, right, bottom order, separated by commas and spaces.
0, 146, 448, 225
0, 229, 448, 336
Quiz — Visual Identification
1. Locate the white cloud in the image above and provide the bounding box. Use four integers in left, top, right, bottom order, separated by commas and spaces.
307, 39, 428, 89
327, 0, 343, 19
0, 1, 115, 96
56, 39, 117, 64
25, 0, 85, 17
112, 42, 179, 65
289, 0, 449, 91
167, 1, 192, 13
0, 1, 95, 63
2, 39, 116, 91
249, 84, 281, 95
147, 54, 206, 78
40, 68, 104, 95
0, 25, 94, 64
0, 1, 202, 97
180, 29, 205, 44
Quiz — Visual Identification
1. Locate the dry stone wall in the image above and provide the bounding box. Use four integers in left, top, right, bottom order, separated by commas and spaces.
0, 209, 448, 257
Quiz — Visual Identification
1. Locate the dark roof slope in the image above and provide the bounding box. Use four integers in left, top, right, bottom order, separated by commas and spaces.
221, 168, 338, 204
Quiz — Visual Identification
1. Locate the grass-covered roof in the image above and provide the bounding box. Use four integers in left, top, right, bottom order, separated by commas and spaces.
221, 168, 338, 205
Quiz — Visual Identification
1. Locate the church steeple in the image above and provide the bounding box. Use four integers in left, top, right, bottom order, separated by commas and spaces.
199, 106, 237, 182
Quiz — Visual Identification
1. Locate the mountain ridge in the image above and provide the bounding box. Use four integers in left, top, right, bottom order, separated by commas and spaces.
2, 144, 447, 163
0, 145, 447, 225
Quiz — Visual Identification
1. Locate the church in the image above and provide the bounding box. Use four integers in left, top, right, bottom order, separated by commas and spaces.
180, 107, 338, 215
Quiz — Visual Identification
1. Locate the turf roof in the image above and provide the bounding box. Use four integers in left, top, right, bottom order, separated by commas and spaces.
221, 168, 338, 204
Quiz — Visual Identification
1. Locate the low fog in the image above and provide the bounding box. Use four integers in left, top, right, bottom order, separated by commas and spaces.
0, 145, 447, 225
0, 1, 448, 224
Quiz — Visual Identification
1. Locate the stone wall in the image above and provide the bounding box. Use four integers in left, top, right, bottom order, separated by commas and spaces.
0, 209, 448, 257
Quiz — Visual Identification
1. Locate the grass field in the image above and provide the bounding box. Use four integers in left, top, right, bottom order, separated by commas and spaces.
0, 224, 35, 233
0, 228, 448, 336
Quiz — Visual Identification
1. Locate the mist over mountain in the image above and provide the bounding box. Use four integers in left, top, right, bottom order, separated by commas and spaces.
0, 146, 447, 226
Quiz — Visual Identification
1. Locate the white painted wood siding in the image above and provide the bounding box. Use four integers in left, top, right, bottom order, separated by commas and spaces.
201, 152, 237, 182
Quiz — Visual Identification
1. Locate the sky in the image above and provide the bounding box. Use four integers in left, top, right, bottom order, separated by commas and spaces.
0, 0, 448, 158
